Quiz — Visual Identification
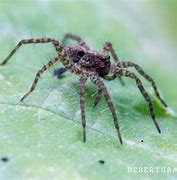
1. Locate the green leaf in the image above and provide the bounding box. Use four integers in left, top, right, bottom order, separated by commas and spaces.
0, 1, 177, 179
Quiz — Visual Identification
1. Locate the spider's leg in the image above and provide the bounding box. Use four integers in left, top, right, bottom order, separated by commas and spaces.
20, 57, 59, 101
103, 42, 125, 86
0, 38, 61, 65
94, 89, 102, 107
94, 74, 117, 107
79, 74, 88, 142
90, 73, 123, 144
62, 33, 90, 50
116, 61, 168, 108
114, 68, 161, 133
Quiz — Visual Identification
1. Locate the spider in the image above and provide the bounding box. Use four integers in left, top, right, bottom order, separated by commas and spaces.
0, 33, 168, 145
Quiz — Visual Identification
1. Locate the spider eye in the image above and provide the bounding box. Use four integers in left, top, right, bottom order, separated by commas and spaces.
78, 51, 85, 57
102, 56, 110, 61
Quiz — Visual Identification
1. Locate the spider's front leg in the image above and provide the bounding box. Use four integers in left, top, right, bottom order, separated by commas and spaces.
89, 73, 123, 144
20, 57, 59, 101
114, 68, 161, 133
93, 74, 117, 107
0, 38, 61, 66
79, 74, 88, 142
103, 42, 125, 86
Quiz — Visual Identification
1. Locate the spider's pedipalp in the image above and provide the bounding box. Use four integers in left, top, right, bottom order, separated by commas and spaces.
62, 33, 90, 50
79, 74, 88, 142
114, 68, 161, 133
0, 38, 62, 65
20, 57, 59, 101
116, 61, 168, 108
90, 73, 123, 144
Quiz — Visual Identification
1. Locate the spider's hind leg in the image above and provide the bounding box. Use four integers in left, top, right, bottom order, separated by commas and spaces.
20, 57, 59, 101
62, 33, 90, 50
79, 74, 88, 142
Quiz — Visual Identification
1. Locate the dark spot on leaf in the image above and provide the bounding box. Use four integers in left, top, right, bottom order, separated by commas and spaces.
141, 140, 144, 142
98, 160, 105, 164
53, 67, 67, 79
1, 157, 9, 162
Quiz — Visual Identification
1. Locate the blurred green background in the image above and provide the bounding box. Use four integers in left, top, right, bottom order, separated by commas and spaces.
0, 0, 177, 179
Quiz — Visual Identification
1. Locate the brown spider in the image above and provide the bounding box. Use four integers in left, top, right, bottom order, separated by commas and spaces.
0, 33, 168, 145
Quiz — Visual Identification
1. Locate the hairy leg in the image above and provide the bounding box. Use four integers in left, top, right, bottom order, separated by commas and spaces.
103, 42, 125, 86
94, 89, 102, 107
0, 38, 61, 65
62, 33, 90, 50
79, 74, 88, 142
114, 68, 161, 133
20, 57, 59, 101
90, 73, 123, 144
103, 42, 120, 62
115, 61, 168, 107
94, 74, 117, 107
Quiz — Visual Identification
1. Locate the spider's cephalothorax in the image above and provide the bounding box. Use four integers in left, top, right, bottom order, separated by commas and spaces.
63, 45, 111, 76
0, 33, 168, 145
78, 52, 111, 76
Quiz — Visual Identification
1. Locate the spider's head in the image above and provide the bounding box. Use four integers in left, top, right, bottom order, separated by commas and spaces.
63, 45, 86, 63
79, 51, 111, 76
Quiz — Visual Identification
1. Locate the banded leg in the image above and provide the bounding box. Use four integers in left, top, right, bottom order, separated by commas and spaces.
62, 33, 90, 50
103, 42, 124, 86
79, 74, 88, 142
94, 74, 117, 107
0, 38, 61, 65
103, 42, 119, 62
20, 57, 59, 101
115, 69, 161, 133
90, 73, 123, 144
115, 61, 168, 107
